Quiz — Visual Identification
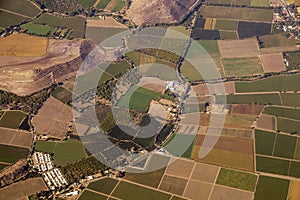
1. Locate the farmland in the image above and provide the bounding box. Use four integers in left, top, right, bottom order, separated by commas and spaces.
277, 117, 300, 134
0, 111, 27, 129
254, 129, 276, 155
217, 93, 282, 105
237, 22, 271, 39
263, 106, 300, 120
87, 178, 119, 194
0, 0, 40, 17
78, 190, 108, 200
51, 87, 73, 104
78, 0, 97, 7
0, 34, 48, 56
86, 27, 127, 44
0, 144, 29, 163
0, 128, 33, 149
34, 139, 87, 166
0, 10, 30, 28
260, 53, 286, 73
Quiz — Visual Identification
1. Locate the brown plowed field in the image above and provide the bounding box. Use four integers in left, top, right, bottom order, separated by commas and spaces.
218, 39, 260, 58
261, 53, 286, 73
192, 81, 235, 95
231, 104, 264, 115
256, 114, 276, 130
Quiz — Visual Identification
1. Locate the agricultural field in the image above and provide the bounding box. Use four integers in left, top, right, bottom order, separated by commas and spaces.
87, 178, 119, 194
0, 111, 27, 129
199, 6, 273, 22
163, 133, 196, 158
235, 74, 300, 92
0, 0, 40, 18
237, 22, 271, 39
78, 190, 108, 200
255, 114, 276, 131
259, 34, 296, 48
250, 0, 270, 6
230, 104, 263, 115
0, 144, 29, 163
219, 31, 238, 39
78, 0, 97, 7
0, 178, 48, 200
254, 129, 276, 155
254, 176, 290, 200
51, 87, 73, 104
191, 29, 220, 40
86, 27, 127, 44
216, 168, 257, 191
32, 14, 86, 39
34, 139, 87, 166
0, 10, 30, 28
260, 53, 286, 73
0, 128, 33, 149
0, 34, 48, 56
263, 106, 300, 120
217, 93, 282, 105
96, 0, 112, 9
222, 56, 264, 77
102, 0, 126, 12
277, 117, 300, 134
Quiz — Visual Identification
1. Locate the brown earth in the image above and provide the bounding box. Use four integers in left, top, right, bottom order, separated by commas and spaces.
218, 39, 260, 58
0, 177, 48, 200
195, 135, 253, 154
126, 0, 199, 26
86, 17, 128, 28
184, 180, 213, 200
260, 53, 286, 73
210, 185, 253, 200
198, 126, 253, 139
231, 104, 264, 115
288, 181, 300, 200
0, 128, 33, 149
256, 114, 276, 130
165, 158, 195, 179
159, 175, 188, 196
190, 162, 219, 183
192, 81, 235, 95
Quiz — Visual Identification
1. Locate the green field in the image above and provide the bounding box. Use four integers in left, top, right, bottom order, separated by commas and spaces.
78, 0, 97, 7
118, 86, 171, 112
0, 111, 27, 129
255, 129, 276, 156
254, 176, 290, 200
164, 133, 196, 158
0, 163, 9, 170
273, 134, 297, 159
235, 74, 300, 92
217, 93, 282, 105
33, 14, 85, 39
219, 31, 238, 40
277, 117, 300, 134
96, 0, 111, 9
250, 0, 270, 7
256, 156, 290, 176
196, 40, 222, 70
0, 144, 29, 163
112, 1, 125, 12
0, 0, 40, 18
112, 181, 171, 200
222, 57, 264, 77
0, 10, 30, 28
85, 27, 127, 44
126, 51, 141, 66
102, 60, 131, 77
295, 139, 300, 160
21, 23, 53, 36
289, 161, 300, 178
215, 20, 238, 31
263, 106, 300, 120
281, 93, 300, 107
78, 190, 108, 200
87, 178, 119, 194
259, 34, 296, 48
35, 139, 86, 166
216, 168, 257, 191
51, 87, 73, 104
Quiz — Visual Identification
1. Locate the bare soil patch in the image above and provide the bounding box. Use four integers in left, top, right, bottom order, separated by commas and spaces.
184, 180, 213, 200
86, 17, 128, 28
165, 158, 195, 179
192, 81, 235, 95
218, 39, 259, 58
260, 53, 286, 73
0, 128, 33, 149
210, 185, 253, 200
191, 162, 219, 183
231, 104, 264, 115
256, 114, 275, 130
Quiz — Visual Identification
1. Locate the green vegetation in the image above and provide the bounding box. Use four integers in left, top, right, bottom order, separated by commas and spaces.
0, 163, 8, 170
78, 0, 97, 7
118, 86, 171, 112
215, 20, 238, 31
103, 61, 131, 77
281, 93, 300, 107
112, 181, 171, 200
277, 117, 300, 134
289, 161, 300, 178
112, 1, 125, 12
96, 0, 111, 9
85, 27, 127, 44
78, 190, 108, 200
0, 144, 29, 163
256, 156, 290, 176
222, 57, 264, 77
21, 23, 53, 36
0, 111, 27, 129
217, 93, 282, 105
255, 129, 276, 156
33, 14, 85, 38
0, 0, 40, 18
250, 0, 270, 6
235, 74, 300, 93
216, 168, 257, 191
164, 134, 196, 158
35, 139, 86, 166
254, 176, 290, 200
273, 134, 297, 159
60, 156, 107, 183
263, 106, 300, 120
0, 10, 30, 28
87, 178, 119, 194
51, 87, 72, 104
219, 31, 237, 40
259, 34, 296, 48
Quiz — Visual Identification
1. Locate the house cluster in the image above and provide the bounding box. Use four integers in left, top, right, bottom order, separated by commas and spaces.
32, 152, 68, 190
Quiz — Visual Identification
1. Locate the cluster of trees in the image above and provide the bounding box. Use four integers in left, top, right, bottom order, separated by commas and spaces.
283, 50, 300, 70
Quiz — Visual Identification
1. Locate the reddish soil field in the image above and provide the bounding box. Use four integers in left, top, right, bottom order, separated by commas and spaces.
256, 114, 276, 130
192, 81, 235, 95
195, 135, 254, 154
231, 104, 264, 115
218, 39, 260, 58
165, 158, 195, 179
260, 53, 286, 73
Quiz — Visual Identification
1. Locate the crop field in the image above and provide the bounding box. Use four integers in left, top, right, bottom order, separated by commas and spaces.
218, 38, 259, 58
0, 144, 29, 163
190, 162, 219, 183
0, 111, 27, 129
217, 93, 282, 105
277, 117, 300, 134
86, 27, 127, 44
112, 181, 171, 200
215, 20, 238, 31
207, 0, 252, 5
251, 0, 270, 6
210, 185, 254, 200
256, 156, 290, 176
219, 31, 238, 39
263, 106, 300, 120
163, 133, 196, 158
273, 134, 297, 159
78, 0, 97, 7
255, 115, 276, 132
96, 0, 112, 9
235, 74, 300, 92
34, 139, 86, 166
104, 0, 125, 12
118, 86, 170, 112
255, 129, 276, 156
281, 93, 300, 107
165, 158, 195, 179
259, 34, 296, 48
191, 29, 220, 40
254, 176, 290, 200
0, 177, 48, 200
0, 0, 40, 18
237, 22, 271, 39
199, 6, 273, 22
51, 87, 73, 104
204, 18, 215, 30
289, 161, 300, 178
288, 181, 300, 200
102, 60, 131, 77
0, 129, 33, 149
260, 53, 286, 73
216, 168, 257, 191
192, 82, 235, 95
159, 175, 188, 196
21, 23, 53, 36
0, 10, 30, 28
198, 127, 253, 139
78, 190, 108, 200
86, 17, 127, 28
222, 56, 264, 77
33, 14, 86, 39
231, 104, 263, 115
0, 34, 48, 56
87, 178, 119, 194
